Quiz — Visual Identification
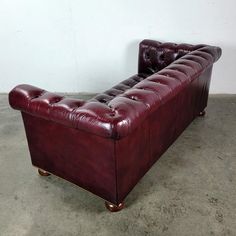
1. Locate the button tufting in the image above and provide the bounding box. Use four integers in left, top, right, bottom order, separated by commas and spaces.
144, 51, 151, 60
130, 96, 138, 101
108, 105, 116, 117
9, 40, 221, 139
99, 98, 107, 103
159, 54, 165, 61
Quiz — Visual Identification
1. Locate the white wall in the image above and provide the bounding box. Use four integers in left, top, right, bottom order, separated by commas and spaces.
0, 0, 235, 93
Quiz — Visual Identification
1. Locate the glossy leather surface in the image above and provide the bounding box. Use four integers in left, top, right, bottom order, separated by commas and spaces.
9, 40, 221, 140
22, 113, 117, 203
9, 40, 221, 205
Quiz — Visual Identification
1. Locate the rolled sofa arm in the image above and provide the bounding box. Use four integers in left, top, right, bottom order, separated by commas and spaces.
9, 84, 119, 138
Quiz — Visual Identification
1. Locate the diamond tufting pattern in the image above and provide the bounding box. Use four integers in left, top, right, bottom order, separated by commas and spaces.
9, 40, 221, 139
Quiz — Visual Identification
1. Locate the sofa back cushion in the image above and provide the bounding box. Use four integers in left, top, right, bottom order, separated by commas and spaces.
138, 39, 204, 75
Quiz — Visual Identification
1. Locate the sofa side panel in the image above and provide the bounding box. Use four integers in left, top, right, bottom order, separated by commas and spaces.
115, 67, 214, 202
148, 96, 179, 160
173, 80, 198, 138
114, 92, 194, 203
115, 121, 150, 203
196, 65, 213, 113
21, 113, 117, 204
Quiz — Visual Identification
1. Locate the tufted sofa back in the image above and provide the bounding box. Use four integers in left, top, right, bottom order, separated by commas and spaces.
138, 39, 206, 74
9, 40, 221, 140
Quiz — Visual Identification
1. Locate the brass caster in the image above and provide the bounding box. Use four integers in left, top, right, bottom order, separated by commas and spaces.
105, 201, 124, 212
199, 110, 206, 117
38, 168, 50, 176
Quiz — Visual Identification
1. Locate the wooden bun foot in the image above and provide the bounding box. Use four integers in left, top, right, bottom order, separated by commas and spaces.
199, 110, 206, 116
105, 201, 124, 212
38, 168, 50, 176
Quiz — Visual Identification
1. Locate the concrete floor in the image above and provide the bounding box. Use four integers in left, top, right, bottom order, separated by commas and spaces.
0, 93, 236, 236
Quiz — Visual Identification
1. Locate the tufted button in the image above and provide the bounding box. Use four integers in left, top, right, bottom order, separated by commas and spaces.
98, 98, 107, 103
130, 96, 138, 101
108, 105, 116, 117
144, 51, 151, 60
159, 53, 165, 61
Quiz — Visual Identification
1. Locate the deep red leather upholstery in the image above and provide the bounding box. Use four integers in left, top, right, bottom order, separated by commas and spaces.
9, 40, 221, 205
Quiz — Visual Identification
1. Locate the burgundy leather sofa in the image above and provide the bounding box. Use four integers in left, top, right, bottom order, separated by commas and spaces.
9, 39, 221, 212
